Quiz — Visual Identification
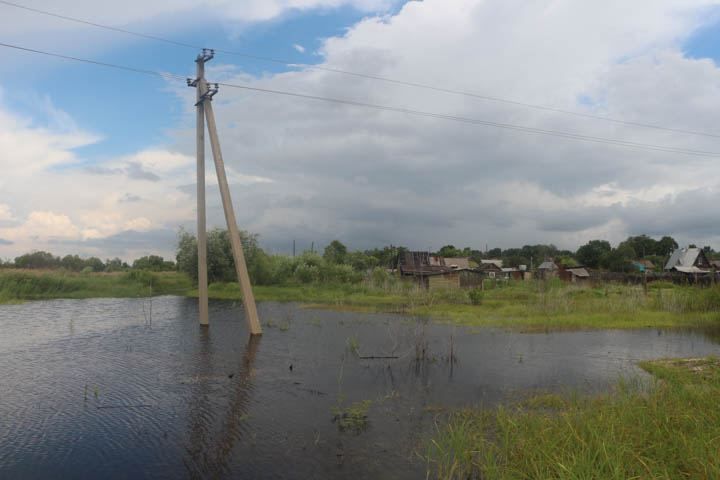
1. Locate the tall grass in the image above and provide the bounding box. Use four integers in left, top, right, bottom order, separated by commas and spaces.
0, 269, 192, 303
426, 357, 720, 479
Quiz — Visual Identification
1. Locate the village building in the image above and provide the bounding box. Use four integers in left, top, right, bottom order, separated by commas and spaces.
480, 259, 503, 269
397, 251, 483, 289
664, 247, 712, 274
559, 266, 591, 283
536, 260, 559, 280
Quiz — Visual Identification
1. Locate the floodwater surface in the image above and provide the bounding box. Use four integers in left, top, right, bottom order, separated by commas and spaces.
1, 297, 719, 479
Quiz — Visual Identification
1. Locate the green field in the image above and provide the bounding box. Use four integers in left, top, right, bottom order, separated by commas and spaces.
425, 357, 720, 479
2, 269, 720, 331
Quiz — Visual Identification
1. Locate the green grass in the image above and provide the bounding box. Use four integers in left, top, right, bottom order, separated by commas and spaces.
426, 356, 720, 479
0, 269, 192, 302
196, 279, 720, 331
3, 269, 720, 331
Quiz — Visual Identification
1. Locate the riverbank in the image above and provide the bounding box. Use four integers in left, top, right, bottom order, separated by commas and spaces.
2, 269, 720, 331
425, 356, 720, 479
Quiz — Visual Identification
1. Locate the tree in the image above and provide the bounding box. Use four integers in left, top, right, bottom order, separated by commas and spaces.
133, 255, 174, 271
84, 257, 105, 272
104, 258, 127, 272
486, 248, 502, 258
437, 245, 462, 258
576, 240, 612, 268
601, 243, 636, 272
323, 240, 348, 264
364, 245, 407, 269
176, 228, 271, 284
60, 254, 85, 271
14, 251, 60, 269
656, 236, 678, 256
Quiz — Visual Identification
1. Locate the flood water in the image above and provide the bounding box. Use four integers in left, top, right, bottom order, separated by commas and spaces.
1, 297, 719, 479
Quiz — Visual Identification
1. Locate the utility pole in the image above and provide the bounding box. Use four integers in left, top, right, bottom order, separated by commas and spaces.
188, 50, 262, 336
190, 50, 211, 327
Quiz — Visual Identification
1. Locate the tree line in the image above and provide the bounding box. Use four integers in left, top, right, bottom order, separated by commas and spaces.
0, 251, 175, 272
2, 231, 712, 282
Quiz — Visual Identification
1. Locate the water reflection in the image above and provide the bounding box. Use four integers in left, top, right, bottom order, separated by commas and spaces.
185, 334, 260, 479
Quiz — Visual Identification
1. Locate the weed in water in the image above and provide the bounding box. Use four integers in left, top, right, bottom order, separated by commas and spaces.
332, 400, 372, 433
346, 335, 360, 357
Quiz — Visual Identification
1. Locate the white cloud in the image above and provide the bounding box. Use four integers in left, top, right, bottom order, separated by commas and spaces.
293, 43, 306, 53
167, 0, 720, 252
0, 204, 14, 222
5, 0, 720, 258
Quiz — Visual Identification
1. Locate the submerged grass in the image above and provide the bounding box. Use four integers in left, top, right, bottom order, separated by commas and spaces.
426, 356, 720, 479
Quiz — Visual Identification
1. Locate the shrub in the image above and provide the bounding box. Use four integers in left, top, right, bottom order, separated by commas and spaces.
468, 288, 484, 305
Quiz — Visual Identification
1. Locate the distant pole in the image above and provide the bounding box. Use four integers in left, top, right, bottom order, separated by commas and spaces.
189, 50, 212, 327
293, 239, 296, 258
192, 61, 262, 336
311, 241, 314, 254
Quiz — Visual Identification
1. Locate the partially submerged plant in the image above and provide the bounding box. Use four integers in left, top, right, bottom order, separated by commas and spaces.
332, 399, 372, 433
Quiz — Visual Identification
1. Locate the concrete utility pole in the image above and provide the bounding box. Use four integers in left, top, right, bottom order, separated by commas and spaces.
194, 50, 211, 327
188, 50, 262, 336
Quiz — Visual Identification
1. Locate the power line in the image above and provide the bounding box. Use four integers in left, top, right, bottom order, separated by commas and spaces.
1, 40, 718, 158
0, 42, 186, 81
1, 0, 718, 139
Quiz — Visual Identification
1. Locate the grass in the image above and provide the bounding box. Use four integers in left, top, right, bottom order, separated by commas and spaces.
195, 279, 720, 331
0, 269, 192, 302
3, 269, 720, 331
426, 356, 720, 479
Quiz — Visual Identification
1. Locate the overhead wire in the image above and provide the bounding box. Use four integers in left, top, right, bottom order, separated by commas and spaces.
0, 40, 718, 158
1, 0, 718, 139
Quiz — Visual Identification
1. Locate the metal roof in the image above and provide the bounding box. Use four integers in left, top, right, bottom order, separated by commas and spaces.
664, 247, 705, 271
538, 261, 557, 270
566, 267, 590, 277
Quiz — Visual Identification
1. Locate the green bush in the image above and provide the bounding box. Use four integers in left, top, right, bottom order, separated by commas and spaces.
468, 288, 484, 305
294, 263, 320, 283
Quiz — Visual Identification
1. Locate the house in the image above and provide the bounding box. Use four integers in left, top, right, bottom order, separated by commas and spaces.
664, 247, 711, 274
397, 251, 482, 289
711, 260, 720, 270
480, 259, 503, 269
477, 261, 503, 278
501, 267, 524, 281
537, 260, 559, 279
559, 266, 591, 283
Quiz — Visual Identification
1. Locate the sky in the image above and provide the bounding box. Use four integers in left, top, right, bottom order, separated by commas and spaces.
2, 0, 720, 261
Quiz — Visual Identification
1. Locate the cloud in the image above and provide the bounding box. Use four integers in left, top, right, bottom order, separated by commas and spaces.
0, 238, 13, 246
0, 204, 15, 222
293, 44, 306, 53
5, 0, 720, 259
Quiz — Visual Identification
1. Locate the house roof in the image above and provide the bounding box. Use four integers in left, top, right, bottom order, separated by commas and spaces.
538, 261, 557, 270
478, 262, 502, 272
443, 257, 471, 269
674, 266, 708, 274
481, 259, 503, 268
566, 267, 590, 277
664, 247, 709, 271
